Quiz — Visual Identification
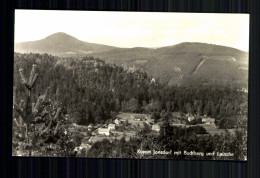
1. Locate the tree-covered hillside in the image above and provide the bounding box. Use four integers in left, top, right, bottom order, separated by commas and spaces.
13, 53, 247, 129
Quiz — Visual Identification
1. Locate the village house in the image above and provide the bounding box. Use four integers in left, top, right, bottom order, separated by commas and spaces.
108, 124, 115, 130
114, 118, 120, 125
188, 116, 195, 122
133, 114, 146, 121
202, 118, 215, 124
64, 114, 69, 120
171, 123, 186, 127
150, 78, 156, 84
87, 124, 93, 131
152, 124, 160, 132
98, 128, 110, 136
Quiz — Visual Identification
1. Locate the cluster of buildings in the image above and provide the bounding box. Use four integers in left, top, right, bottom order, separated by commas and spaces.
151, 124, 160, 132
95, 113, 215, 137
97, 116, 161, 136
97, 124, 115, 136
186, 114, 215, 124
201, 117, 215, 124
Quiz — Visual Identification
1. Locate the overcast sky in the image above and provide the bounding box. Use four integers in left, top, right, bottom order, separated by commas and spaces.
15, 10, 249, 51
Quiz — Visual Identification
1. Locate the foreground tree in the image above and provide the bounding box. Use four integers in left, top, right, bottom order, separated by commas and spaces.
12, 64, 74, 156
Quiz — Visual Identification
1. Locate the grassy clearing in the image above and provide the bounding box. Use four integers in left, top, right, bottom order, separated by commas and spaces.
117, 112, 153, 126
197, 124, 225, 135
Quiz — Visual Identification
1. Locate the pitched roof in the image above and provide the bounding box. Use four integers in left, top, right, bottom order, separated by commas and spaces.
98, 128, 110, 132
152, 125, 160, 130
202, 118, 215, 122
188, 116, 195, 120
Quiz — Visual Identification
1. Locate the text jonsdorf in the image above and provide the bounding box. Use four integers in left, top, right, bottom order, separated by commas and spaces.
136, 149, 234, 157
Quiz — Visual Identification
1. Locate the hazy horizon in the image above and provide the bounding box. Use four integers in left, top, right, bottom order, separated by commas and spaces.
15, 10, 249, 52
15, 31, 249, 53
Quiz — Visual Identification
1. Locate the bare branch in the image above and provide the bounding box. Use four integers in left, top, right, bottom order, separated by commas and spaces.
15, 107, 26, 122
33, 87, 50, 114
30, 73, 38, 88
42, 87, 51, 101
28, 64, 37, 86
54, 121, 62, 135
54, 107, 61, 121
39, 121, 52, 136
19, 68, 27, 84
33, 96, 44, 114
13, 118, 21, 128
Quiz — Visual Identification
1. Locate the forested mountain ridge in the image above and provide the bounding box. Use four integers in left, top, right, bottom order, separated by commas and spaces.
15, 32, 248, 87
13, 53, 247, 129
92, 42, 248, 86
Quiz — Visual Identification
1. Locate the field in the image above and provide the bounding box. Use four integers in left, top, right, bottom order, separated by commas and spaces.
117, 112, 154, 126
90, 131, 135, 143
197, 124, 225, 135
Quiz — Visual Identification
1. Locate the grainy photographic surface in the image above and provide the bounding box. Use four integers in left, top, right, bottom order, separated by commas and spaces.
13, 10, 248, 160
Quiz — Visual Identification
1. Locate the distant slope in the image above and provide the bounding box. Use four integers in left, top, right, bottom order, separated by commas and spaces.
15, 32, 117, 56
14, 33, 248, 87
92, 42, 248, 86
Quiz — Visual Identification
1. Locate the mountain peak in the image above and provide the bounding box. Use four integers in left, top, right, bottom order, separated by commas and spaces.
15, 32, 116, 56
43, 32, 79, 42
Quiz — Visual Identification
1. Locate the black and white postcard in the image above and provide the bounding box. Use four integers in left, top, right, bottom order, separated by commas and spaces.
12, 10, 249, 160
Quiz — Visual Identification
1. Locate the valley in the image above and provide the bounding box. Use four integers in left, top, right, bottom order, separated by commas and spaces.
72, 112, 230, 157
